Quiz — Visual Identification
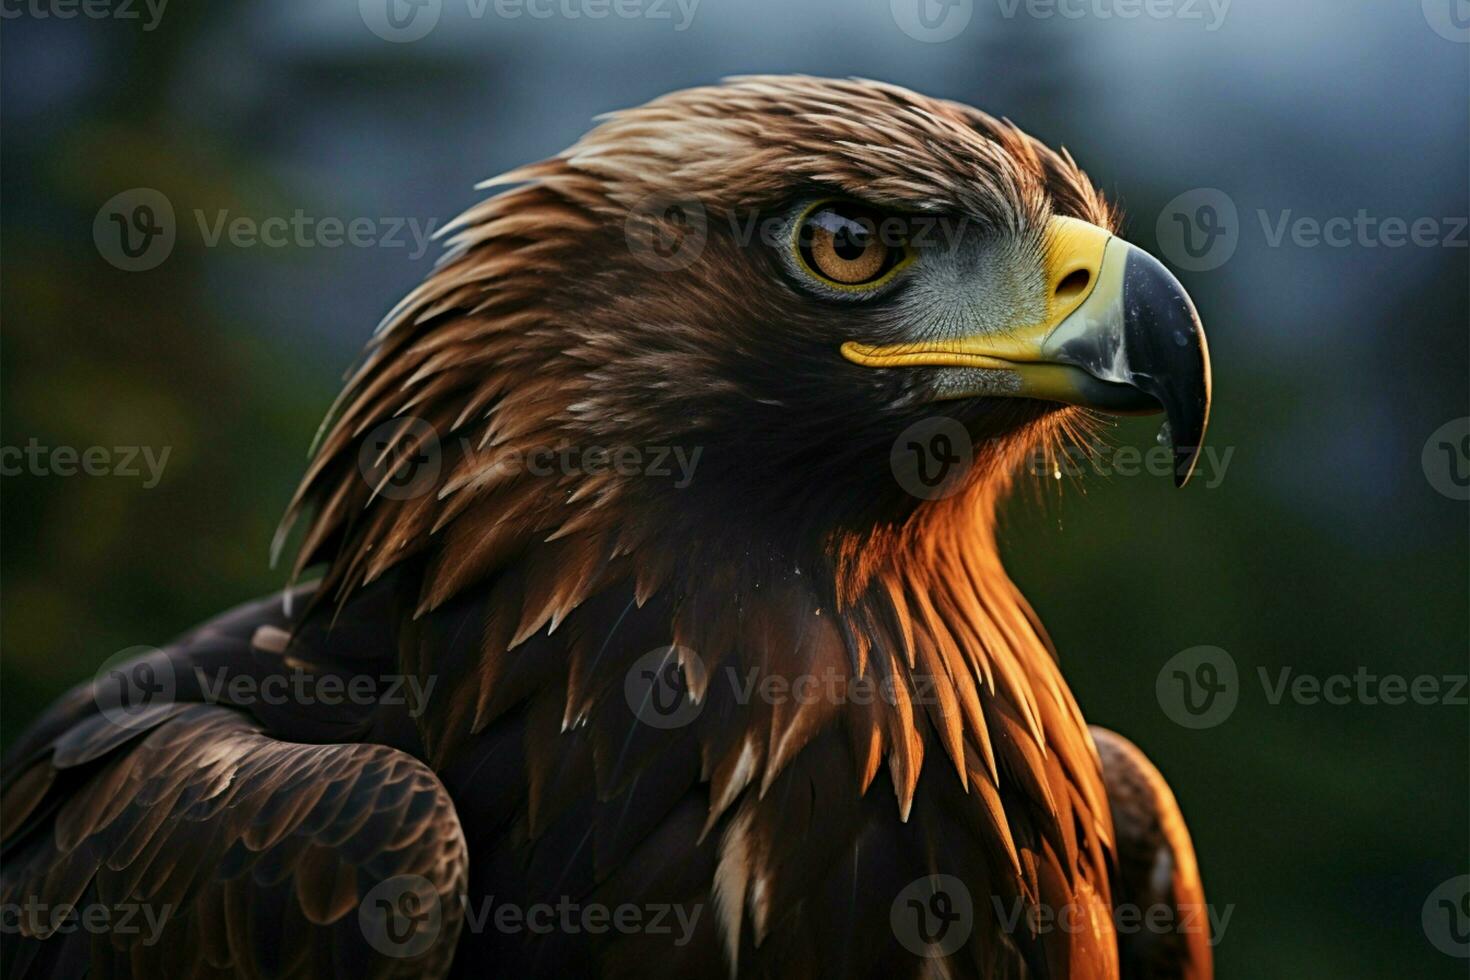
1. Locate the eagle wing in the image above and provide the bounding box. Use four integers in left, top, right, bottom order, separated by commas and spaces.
1090, 727, 1213, 980
0, 595, 469, 979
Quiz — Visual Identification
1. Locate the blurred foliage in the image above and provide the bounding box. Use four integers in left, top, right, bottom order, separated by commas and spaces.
1, 4, 1466, 979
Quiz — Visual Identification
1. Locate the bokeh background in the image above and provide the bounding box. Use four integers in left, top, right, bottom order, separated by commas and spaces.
2, 1, 1466, 976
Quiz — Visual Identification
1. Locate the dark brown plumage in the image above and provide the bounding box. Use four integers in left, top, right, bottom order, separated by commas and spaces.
2, 76, 1211, 979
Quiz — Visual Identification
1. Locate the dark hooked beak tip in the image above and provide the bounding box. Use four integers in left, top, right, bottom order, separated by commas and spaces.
1121, 248, 1213, 487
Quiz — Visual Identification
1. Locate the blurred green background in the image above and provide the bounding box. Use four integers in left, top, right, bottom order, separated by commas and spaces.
1, 1, 1466, 977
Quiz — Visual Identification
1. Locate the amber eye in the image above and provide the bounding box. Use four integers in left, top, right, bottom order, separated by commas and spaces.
795, 203, 909, 290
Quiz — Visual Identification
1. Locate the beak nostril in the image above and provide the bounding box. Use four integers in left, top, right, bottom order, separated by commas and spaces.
1055, 268, 1092, 303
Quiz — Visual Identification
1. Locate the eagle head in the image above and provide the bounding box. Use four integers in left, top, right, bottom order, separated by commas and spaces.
284, 74, 1210, 619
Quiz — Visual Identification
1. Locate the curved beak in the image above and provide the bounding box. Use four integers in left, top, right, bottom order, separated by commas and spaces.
841, 216, 1213, 486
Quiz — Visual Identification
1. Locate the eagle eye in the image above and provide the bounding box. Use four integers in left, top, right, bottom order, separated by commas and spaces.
792, 201, 914, 293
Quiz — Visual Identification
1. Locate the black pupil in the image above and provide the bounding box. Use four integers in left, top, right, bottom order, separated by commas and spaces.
832, 218, 870, 260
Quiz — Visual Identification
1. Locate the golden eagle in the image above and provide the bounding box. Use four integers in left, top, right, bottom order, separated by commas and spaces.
2, 76, 1212, 979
